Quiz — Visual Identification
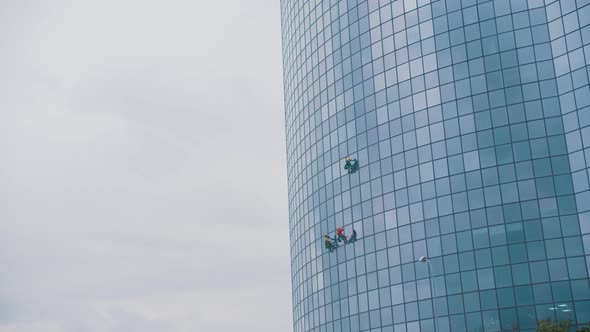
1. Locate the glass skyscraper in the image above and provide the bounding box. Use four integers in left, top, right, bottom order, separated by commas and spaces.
281, 0, 590, 331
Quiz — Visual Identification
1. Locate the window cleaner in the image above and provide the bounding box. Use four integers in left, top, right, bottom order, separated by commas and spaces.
344, 155, 359, 174
324, 235, 335, 252
349, 229, 358, 242
336, 227, 348, 243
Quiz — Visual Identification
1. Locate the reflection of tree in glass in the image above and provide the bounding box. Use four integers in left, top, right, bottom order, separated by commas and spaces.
511, 318, 590, 332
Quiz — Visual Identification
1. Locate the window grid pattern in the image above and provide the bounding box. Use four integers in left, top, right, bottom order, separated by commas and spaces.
281, 0, 590, 331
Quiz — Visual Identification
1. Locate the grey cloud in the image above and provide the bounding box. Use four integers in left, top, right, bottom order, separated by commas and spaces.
0, 0, 290, 331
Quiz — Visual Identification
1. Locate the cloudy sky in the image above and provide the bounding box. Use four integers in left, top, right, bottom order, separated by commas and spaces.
0, 1, 291, 331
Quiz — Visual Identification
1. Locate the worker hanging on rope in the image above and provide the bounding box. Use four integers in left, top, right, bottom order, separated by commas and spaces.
344, 155, 359, 174
324, 235, 335, 252
336, 227, 348, 244
349, 229, 358, 243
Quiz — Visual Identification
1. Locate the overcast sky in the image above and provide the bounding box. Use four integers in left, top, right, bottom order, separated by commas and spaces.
0, 1, 291, 331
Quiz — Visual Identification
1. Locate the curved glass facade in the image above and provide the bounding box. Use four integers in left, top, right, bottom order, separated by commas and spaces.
281, 0, 590, 331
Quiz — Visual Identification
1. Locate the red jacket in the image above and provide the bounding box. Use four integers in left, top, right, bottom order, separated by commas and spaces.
337, 228, 344, 236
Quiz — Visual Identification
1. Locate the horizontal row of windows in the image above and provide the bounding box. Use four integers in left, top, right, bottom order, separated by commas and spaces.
291, 212, 588, 287
295, 299, 590, 332
295, 281, 590, 321
292, 229, 589, 291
